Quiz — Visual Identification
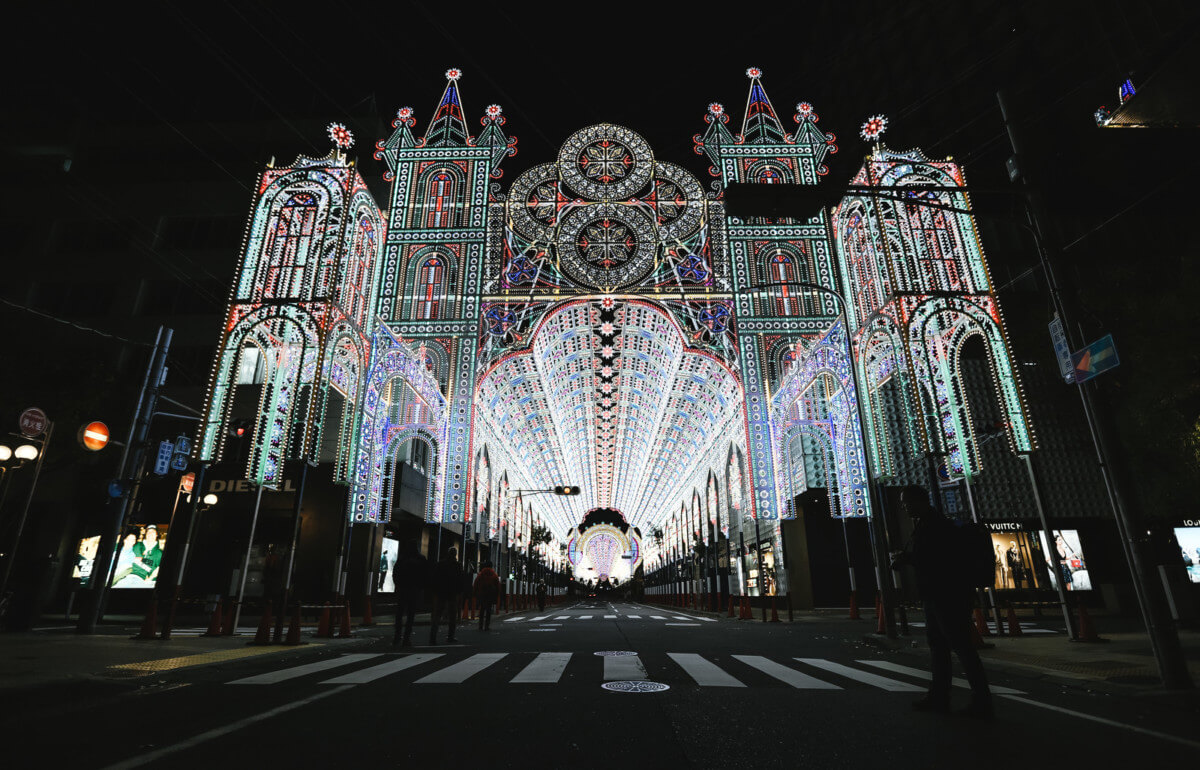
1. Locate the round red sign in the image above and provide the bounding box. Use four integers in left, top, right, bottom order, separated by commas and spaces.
80, 421, 110, 451
19, 407, 47, 437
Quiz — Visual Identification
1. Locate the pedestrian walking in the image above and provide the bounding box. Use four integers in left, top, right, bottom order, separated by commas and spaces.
536, 579, 548, 611
429, 547, 463, 645
474, 561, 500, 631
891, 485, 993, 719
392, 540, 428, 647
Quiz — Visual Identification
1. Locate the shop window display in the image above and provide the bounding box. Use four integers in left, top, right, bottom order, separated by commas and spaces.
1175, 527, 1200, 584
1037, 529, 1090, 591
988, 530, 1047, 591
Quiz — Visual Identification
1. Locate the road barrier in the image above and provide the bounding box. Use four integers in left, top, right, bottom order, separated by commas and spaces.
1006, 606, 1023, 636
250, 600, 273, 645
1075, 603, 1103, 642
316, 602, 332, 638
361, 598, 374, 627
284, 604, 303, 645
202, 599, 224, 637
337, 600, 353, 638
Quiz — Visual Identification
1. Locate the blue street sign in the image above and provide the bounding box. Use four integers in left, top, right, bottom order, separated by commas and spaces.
170, 452, 189, 471
1071, 334, 1119, 384
154, 440, 173, 475
174, 434, 193, 456
108, 480, 126, 498
1048, 315, 1075, 384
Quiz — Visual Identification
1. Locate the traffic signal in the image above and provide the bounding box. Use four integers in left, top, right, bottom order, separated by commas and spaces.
553, 485, 580, 496
229, 418, 251, 439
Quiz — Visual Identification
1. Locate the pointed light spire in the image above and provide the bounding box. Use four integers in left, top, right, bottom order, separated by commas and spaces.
740, 66, 787, 145
423, 67, 471, 147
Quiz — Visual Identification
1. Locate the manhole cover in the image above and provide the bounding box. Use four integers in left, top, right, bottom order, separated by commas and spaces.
594, 650, 637, 656
602, 680, 670, 693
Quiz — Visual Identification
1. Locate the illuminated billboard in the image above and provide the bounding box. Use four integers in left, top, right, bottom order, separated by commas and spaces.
379, 536, 399, 593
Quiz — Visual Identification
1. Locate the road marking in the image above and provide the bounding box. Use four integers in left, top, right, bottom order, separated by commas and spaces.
603, 654, 648, 680
855, 660, 1024, 695
531, 615, 550, 621
503, 617, 525, 623
626, 615, 642, 619
604, 614, 617, 619
794, 659, 923, 692
415, 653, 507, 683
320, 654, 442, 684
672, 616, 692, 621
228, 654, 380, 685
998, 694, 1200, 750
733, 655, 841, 689
511, 653, 573, 684
554, 615, 570, 620
650, 615, 667, 620
103, 685, 354, 769
668, 653, 745, 687
578, 615, 593, 620
529, 628, 556, 632
670, 612, 717, 623
665, 623, 701, 626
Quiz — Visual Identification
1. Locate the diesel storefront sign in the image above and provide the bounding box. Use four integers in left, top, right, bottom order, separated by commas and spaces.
206, 478, 301, 494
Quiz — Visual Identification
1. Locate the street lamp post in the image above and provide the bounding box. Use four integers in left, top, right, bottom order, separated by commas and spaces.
0, 437, 49, 617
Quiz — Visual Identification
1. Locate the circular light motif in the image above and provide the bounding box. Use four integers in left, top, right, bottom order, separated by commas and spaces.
746, 66, 763, 78
445, 67, 463, 81
485, 104, 503, 119
708, 102, 724, 116
860, 114, 888, 141
396, 106, 414, 121
558, 124, 653, 200
327, 122, 354, 149
796, 102, 814, 117
556, 203, 656, 290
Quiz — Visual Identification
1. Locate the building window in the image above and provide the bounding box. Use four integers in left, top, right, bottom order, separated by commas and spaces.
415, 257, 445, 320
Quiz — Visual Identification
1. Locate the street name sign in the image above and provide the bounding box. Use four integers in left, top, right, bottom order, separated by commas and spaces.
1071, 334, 1119, 384
154, 440, 174, 475
1048, 315, 1074, 383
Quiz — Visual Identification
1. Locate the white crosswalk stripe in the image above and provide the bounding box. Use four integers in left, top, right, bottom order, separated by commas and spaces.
224, 652, 1015, 697
554, 615, 569, 620
668, 653, 744, 687
603, 654, 648, 680
733, 655, 841, 689
228, 653, 382, 685
794, 658, 923, 692
604, 615, 617, 619
626, 615, 642, 619
650, 615, 667, 620
856, 660, 1025, 694
321, 654, 442, 684
578, 615, 593, 620
511, 652, 572, 684
415, 653, 507, 684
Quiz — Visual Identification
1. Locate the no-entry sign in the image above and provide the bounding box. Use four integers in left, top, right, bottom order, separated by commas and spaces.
19, 407, 47, 437
80, 421, 110, 451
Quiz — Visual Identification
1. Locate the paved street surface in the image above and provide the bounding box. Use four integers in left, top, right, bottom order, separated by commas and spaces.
4, 602, 1200, 769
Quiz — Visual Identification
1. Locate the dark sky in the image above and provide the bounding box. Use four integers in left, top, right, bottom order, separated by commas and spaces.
12, 1, 1191, 197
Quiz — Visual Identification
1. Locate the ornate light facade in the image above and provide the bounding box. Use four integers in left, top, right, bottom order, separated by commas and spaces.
197, 67, 1033, 556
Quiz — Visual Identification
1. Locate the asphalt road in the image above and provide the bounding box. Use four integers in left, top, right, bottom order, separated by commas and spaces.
6, 601, 1199, 769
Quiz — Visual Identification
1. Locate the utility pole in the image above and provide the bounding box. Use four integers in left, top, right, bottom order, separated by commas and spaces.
78, 326, 172, 634
998, 90, 1191, 690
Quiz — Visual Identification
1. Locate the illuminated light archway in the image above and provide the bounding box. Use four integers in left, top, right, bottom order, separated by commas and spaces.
474, 297, 745, 537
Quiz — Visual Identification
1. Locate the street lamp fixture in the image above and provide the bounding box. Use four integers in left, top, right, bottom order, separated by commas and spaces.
0, 445, 11, 462
14, 445, 38, 462
203, 493, 219, 507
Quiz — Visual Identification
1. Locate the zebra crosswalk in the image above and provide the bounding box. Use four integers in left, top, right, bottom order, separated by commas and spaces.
503, 613, 715, 624
224, 651, 1025, 694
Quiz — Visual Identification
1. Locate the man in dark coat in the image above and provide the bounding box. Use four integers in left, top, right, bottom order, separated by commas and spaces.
392, 540, 428, 647
429, 547, 463, 645
473, 561, 501, 631
892, 485, 993, 719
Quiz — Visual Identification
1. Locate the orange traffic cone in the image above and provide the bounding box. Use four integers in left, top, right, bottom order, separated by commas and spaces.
875, 594, 886, 634
361, 597, 374, 627
969, 616, 988, 649
337, 600, 353, 638
284, 604, 304, 646
740, 596, 751, 620
727, 596, 735, 618
133, 598, 158, 640
250, 600, 273, 645
974, 608, 992, 637
1075, 604, 1103, 642
202, 599, 224, 637
221, 601, 236, 635
849, 591, 861, 620
316, 602, 332, 638
769, 596, 781, 623
1006, 607, 1023, 636
470, 598, 477, 621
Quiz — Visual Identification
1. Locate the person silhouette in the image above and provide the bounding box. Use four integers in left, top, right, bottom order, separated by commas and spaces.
892, 485, 993, 719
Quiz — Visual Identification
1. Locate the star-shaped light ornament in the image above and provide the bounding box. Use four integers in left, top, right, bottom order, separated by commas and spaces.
327, 122, 355, 149
746, 66, 763, 78
445, 67, 463, 81
485, 104, 503, 120
860, 114, 888, 142
708, 102, 725, 117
